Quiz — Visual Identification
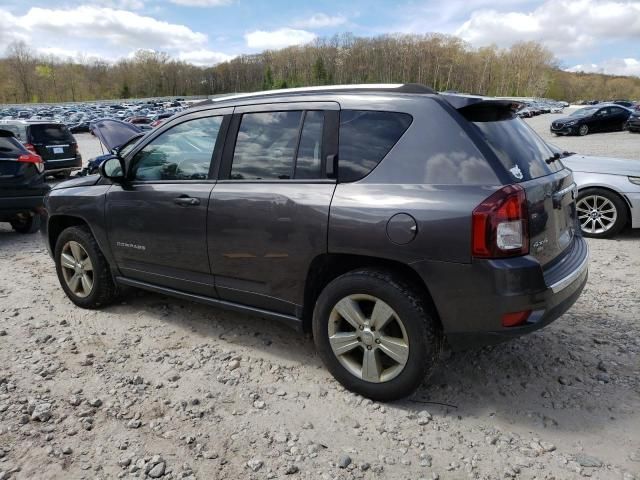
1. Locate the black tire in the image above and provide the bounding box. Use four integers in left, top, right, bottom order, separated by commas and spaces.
10, 215, 40, 234
578, 124, 589, 136
54, 171, 71, 179
577, 188, 628, 239
54, 225, 119, 308
312, 269, 442, 401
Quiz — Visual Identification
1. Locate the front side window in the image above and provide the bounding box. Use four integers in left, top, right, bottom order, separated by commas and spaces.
338, 110, 412, 182
131, 116, 222, 181
231, 111, 302, 180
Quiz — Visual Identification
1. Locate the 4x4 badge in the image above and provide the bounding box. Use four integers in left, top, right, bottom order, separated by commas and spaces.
510, 165, 524, 180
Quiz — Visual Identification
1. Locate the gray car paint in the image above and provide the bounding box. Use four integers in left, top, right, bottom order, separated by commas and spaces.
42, 87, 589, 348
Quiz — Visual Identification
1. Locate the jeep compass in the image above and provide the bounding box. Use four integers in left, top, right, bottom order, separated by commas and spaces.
42, 84, 589, 401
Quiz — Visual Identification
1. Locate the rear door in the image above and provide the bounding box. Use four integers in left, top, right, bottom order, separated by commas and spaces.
208, 102, 338, 315
465, 109, 578, 266
27, 123, 78, 166
105, 109, 230, 296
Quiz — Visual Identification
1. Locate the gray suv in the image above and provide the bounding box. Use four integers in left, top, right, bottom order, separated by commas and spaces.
42, 84, 589, 401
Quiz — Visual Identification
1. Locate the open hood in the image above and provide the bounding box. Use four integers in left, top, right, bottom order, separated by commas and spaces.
90, 118, 143, 152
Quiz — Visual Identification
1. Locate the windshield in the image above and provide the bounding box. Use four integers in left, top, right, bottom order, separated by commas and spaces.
570, 107, 598, 117
117, 135, 143, 157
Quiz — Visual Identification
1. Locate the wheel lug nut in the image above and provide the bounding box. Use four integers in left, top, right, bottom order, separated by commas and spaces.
359, 325, 364, 331
366, 345, 372, 350
375, 339, 381, 344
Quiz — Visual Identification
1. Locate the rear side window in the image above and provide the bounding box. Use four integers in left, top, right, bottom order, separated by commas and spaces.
29, 124, 74, 143
231, 111, 302, 180
465, 108, 563, 181
338, 110, 412, 182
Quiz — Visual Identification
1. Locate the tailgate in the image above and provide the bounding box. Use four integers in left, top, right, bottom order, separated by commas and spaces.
521, 169, 578, 266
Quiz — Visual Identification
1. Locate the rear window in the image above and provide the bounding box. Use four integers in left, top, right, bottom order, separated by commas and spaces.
0, 135, 26, 156
465, 107, 563, 181
29, 124, 75, 143
339, 110, 412, 182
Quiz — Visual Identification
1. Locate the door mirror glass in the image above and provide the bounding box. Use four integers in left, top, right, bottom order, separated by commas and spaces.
100, 156, 125, 181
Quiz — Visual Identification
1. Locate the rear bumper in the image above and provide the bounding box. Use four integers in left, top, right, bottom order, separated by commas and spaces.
0, 192, 48, 219
411, 235, 589, 350
44, 156, 82, 173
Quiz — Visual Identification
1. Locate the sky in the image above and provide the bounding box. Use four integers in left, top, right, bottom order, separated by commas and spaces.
1, 0, 639, 77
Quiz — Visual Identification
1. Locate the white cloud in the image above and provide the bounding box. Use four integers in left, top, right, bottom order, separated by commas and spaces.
456, 0, 640, 57
2, 6, 207, 52
93, 0, 146, 10
567, 58, 640, 77
245, 28, 316, 50
169, 0, 232, 6
292, 13, 347, 29
178, 49, 235, 66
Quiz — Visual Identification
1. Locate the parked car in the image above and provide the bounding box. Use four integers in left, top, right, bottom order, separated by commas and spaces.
0, 120, 82, 178
550, 104, 632, 136
554, 150, 640, 238
0, 129, 49, 233
626, 111, 640, 132
41, 84, 589, 401
613, 100, 635, 108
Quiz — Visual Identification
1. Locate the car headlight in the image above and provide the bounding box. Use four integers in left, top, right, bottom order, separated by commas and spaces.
629, 176, 640, 186
565, 120, 577, 126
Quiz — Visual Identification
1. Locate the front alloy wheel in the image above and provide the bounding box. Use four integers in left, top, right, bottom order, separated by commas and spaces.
328, 294, 409, 383
576, 188, 628, 238
60, 241, 94, 298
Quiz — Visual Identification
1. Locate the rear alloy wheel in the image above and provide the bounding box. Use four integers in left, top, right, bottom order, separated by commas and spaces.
577, 188, 628, 238
578, 124, 589, 136
313, 269, 442, 401
10, 214, 40, 234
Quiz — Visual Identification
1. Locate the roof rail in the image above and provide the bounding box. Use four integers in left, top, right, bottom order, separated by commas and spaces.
206, 83, 436, 104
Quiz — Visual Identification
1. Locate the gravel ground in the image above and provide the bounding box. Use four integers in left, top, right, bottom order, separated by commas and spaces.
0, 112, 639, 480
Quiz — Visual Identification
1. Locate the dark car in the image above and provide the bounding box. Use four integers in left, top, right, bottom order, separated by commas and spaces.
626, 111, 640, 132
41, 84, 588, 401
613, 100, 635, 108
0, 129, 49, 233
550, 104, 631, 136
69, 121, 91, 133
0, 120, 82, 178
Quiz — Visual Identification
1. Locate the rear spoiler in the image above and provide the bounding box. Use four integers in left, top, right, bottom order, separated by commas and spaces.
440, 94, 523, 111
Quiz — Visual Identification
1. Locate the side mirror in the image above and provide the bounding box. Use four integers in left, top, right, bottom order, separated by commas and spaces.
99, 156, 125, 182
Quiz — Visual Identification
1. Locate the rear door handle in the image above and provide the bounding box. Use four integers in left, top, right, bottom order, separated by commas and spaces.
174, 196, 200, 206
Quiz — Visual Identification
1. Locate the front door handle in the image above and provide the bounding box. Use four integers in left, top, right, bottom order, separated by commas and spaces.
174, 196, 200, 206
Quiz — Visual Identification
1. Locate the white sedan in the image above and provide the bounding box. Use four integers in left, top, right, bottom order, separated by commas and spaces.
561, 154, 640, 238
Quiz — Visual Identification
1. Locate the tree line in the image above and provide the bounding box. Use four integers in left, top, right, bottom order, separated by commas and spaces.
1, 33, 639, 104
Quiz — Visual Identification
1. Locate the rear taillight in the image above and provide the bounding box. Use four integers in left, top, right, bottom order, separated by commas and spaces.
472, 184, 529, 258
18, 153, 44, 173
24, 143, 37, 155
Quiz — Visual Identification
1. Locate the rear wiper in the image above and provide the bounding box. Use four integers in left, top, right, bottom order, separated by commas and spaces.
545, 152, 561, 164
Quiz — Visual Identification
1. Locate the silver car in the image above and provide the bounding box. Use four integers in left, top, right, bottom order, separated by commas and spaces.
561, 154, 640, 238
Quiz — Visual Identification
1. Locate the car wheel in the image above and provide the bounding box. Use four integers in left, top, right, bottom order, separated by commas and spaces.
578, 124, 589, 136
54, 226, 119, 308
576, 188, 628, 238
10, 215, 40, 234
312, 269, 443, 401
54, 171, 71, 179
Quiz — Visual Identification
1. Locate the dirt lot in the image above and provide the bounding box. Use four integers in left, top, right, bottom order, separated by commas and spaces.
0, 113, 639, 480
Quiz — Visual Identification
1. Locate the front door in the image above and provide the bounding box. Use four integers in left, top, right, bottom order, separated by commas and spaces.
106, 112, 228, 296
208, 103, 338, 315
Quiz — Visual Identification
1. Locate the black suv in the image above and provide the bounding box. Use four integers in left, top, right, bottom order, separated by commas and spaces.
0, 120, 82, 178
42, 85, 588, 400
0, 129, 49, 233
